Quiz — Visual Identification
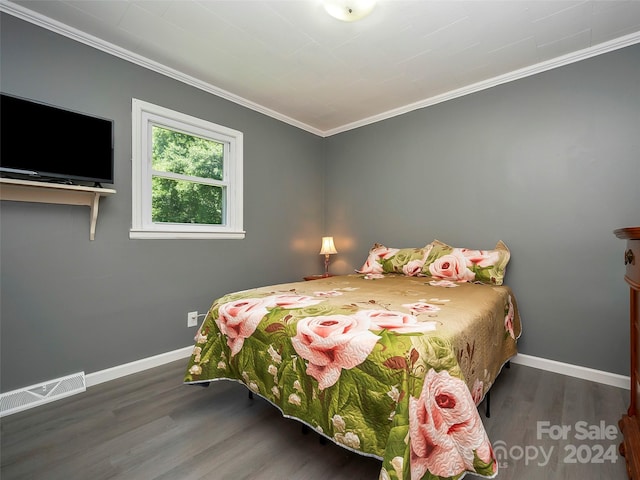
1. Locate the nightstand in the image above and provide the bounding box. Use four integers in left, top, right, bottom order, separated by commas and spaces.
303, 274, 334, 281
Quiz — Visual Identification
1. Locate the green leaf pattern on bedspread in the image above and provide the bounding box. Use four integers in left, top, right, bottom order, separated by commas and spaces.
185, 275, 521, 480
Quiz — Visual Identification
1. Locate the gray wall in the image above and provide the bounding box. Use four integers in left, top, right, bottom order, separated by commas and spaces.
325, 43, 640, 376
1, 14, 638, 393
0, 15, 325, 392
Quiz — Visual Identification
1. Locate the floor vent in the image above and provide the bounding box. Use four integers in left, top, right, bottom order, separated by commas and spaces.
0, 372, 86, 417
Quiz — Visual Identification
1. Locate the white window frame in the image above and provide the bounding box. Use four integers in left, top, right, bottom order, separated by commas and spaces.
130, 99, 244, 239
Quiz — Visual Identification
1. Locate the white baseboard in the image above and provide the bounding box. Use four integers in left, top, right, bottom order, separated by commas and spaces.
511, 353, 630, 390
1, 347, 628, 417
85, 348, 629, 391
85, 346, 193, 387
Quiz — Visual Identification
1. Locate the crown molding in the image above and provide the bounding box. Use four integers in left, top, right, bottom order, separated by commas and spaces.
324, 30, 640, 136
0, 1, 325, 137
2, 1, 639, 138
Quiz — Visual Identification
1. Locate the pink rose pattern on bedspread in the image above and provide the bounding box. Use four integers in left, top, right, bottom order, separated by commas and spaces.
216, 295, 322, 356
409, 369, 495, 478
291, 314, 380, 390
185, 274, 521, 480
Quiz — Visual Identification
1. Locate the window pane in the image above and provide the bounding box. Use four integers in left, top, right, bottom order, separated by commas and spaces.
152, 176, 223, 225
152, 126, 223, 181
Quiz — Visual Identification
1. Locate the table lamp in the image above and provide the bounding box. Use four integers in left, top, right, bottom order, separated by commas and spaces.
319, 236, 338, 276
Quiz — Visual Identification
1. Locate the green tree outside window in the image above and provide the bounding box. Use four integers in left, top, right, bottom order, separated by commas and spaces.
151, 126, 225, 225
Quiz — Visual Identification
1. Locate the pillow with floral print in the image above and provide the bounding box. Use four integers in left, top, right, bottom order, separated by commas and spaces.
356, 243, 434, 277
420, 240, 511, 285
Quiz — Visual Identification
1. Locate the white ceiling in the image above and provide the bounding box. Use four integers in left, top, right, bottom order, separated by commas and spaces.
3, 0, 640, 136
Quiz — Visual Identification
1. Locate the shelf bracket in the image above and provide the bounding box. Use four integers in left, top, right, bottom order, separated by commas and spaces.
0, 178, 116, 240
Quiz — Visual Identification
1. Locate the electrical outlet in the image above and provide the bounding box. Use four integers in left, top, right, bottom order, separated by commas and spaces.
187, 311, 198, 328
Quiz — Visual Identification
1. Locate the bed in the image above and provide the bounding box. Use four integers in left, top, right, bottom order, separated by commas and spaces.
184, 240, 522, 480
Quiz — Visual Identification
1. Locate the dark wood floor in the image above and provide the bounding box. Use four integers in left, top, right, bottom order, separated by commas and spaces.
0, 359, 629, 479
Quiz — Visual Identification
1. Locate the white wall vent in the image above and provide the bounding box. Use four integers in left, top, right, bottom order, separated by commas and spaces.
0, 372, 86, 417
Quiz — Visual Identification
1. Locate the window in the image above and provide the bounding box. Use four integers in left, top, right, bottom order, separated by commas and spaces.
131, 99, 244, 239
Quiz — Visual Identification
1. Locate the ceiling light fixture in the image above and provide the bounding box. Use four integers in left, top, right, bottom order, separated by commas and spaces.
323, 0, 377, 22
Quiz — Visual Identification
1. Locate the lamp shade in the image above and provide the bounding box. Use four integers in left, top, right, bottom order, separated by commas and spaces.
319, 236, 338, 255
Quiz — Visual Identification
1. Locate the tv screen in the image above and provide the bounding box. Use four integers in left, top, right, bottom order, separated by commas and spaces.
0, 93, 114, 186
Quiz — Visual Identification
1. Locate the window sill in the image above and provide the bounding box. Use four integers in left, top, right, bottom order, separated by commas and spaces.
129, 229, 245, 240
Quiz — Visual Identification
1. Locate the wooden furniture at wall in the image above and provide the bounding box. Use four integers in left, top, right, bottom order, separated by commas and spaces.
0, 178, 116, 240
616, 226, 640, 479
303, 274, 334, 281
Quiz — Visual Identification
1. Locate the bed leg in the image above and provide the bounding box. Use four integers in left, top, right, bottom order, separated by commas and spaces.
300, 424, 325, 444
248, 391, 254, 400
485, 390, 491, 418
506, 360, 511, 369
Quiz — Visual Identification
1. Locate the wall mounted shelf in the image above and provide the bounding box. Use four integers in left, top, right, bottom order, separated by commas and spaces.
0, 178, 116, 240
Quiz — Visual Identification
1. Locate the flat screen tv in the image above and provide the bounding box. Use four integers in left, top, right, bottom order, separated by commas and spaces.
1, 93, 114, 186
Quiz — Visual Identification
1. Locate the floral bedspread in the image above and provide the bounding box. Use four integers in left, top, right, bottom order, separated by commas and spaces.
184, 274, 522, 480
